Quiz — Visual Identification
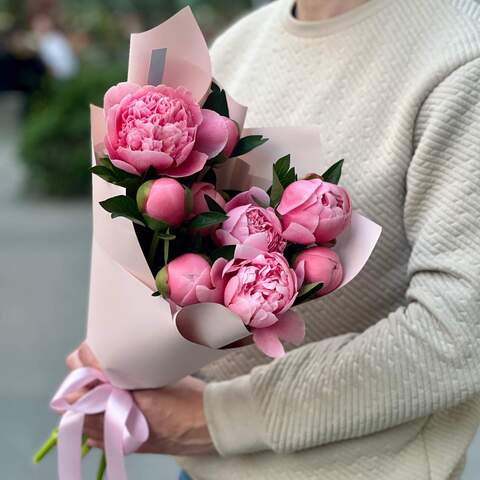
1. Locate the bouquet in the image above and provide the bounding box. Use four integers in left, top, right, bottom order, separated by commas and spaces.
34, 8, 381, 480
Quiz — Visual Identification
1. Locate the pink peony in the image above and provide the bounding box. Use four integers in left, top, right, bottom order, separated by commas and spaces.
222, 244, 305, 357
137, 178, 187, 227
190, 182, 226, 216
277, 179, 352, 244
224, 186, 270, 212
104, 82, 235, 177
294, 247, 343, 296
215, 203, 285, 252
156, 253, 226, 307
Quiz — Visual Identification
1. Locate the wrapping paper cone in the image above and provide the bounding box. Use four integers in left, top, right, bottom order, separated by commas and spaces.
85, 8, 381, 390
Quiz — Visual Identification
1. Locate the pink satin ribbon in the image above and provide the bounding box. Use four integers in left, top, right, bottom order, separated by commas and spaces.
50, 367, 149, 480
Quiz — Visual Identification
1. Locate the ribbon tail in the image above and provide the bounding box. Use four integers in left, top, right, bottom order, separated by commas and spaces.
57, 410, 85, 480
104, 390, 132, 480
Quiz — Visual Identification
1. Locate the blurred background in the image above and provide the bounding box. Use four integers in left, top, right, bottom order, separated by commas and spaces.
0, 0, 478, 479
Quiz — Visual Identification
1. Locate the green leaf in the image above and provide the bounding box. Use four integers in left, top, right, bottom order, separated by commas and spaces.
294, 282, 324, 305
142, 214, 170, 232
203, 88, 229, 117
231, 135, 268, 157
273, 154, 297, 188
99, 195, 145, 225
321, 159, 344, 185
190, 211, 228, 229
210, 245, 236, 262
208, 153, 229, 167
90, 159, 141, 190
270, 167, 284, 208
205, 194, 226, 214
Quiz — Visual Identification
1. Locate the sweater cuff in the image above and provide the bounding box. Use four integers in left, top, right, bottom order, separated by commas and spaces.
204, 374, 269, 456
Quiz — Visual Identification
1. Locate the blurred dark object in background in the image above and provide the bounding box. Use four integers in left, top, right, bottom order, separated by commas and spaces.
0, 0, 262, 197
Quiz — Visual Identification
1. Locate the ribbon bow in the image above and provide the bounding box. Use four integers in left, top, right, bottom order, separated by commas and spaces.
50, 367, 149, 480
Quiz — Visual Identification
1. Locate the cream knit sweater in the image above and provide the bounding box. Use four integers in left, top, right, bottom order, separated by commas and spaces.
178, 1, 480, 478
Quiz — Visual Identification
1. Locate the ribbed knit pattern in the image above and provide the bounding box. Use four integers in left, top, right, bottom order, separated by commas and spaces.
178, 1, 480, 478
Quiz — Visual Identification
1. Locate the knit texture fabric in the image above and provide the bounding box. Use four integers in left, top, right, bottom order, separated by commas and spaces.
178, 0, 480, 478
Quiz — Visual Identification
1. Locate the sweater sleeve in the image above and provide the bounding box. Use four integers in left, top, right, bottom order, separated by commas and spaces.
204, 57, 480, 456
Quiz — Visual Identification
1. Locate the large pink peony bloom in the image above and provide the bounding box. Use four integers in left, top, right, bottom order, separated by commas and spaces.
215, 203, 285, 252
223, 244, 305, 357
103, 82, 236, 177
156, 253, 226, 307
277, 179, 352, 244
294, 246, 343, 296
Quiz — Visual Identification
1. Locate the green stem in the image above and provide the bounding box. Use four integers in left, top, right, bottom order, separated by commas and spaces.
81, 436, 91, 459
33, 428, 58, 464
96, 452, 106, 480
163, 228, 170, 265
148, 231, 161, 266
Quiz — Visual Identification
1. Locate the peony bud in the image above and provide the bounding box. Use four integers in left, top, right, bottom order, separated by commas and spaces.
293, 246, 343, 296
190, 182, 226, 216
155, 253, 226, 307
137, 178, 187, 227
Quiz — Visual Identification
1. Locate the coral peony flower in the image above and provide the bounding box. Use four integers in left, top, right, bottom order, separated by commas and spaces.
156, 254, 226, 306
222, 245, 304, 357
215, 203, 285, 252
137, 178, 187, 227
277, 179, 352, 244
294, 247, 343, 296
104, 82, 234, 177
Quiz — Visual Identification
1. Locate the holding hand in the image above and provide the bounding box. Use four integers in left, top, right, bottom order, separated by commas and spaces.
66, 343, 214, 456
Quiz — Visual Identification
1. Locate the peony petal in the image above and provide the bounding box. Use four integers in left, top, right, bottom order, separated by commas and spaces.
277, 180, 319, 215
117, 147, 174, 174
164, 150, 208, 177
250, 310, 278, 329
295, 260, 306, 288
103, 82, 140, 113
234, 243, 264, 261
195, 109, 228, 158
225, 187, 270, 212
282, 222, 316, 245
224, 276, 240, 306
110, 159, 141, 176
243, 232, 270, 251
214, 229, 239, 247
220, 204, 249, 233
252, 328, 286, 358
228, 297, 254, 324
275, 310, 305, 346
222, 117, 239, 158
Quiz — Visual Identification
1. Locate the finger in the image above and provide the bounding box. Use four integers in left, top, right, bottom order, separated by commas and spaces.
78, 343, 101, 369
83, 413, 104, 432
66, 349, 83, 370
87, 439, 104, 450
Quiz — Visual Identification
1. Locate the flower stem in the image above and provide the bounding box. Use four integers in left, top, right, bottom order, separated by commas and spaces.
96, 452, 106, 480
163, 228, 170, 265
81, 435, 91, 458
32, 428, 58, 464
148, 231, 161, 266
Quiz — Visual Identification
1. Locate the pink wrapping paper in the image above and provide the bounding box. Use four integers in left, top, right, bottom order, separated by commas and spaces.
85, 8, 382, 390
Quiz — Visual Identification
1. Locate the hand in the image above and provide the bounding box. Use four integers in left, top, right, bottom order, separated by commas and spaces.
66, 343, 215, 456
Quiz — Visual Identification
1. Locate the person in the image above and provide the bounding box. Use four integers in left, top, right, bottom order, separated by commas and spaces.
68, 0, 480, 479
